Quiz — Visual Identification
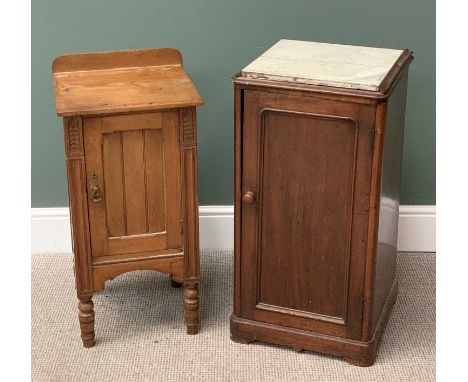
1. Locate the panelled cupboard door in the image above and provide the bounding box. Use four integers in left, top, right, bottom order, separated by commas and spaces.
241, 90, 376, 340
83, 111, 182, 258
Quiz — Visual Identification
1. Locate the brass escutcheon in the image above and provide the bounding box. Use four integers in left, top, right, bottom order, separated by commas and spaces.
89, 173, 103, 203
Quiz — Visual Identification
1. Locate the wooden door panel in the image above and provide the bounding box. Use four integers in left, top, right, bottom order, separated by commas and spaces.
258, 111, 356, 321
162, 111, 183, 249
101, 112, 163, 133
102, 132, 126, 236
84, 111, 182, 257
121, 130, 147, 235
108, 232, 167, 255
144, 129, 166, 233
241, 90, 375, 339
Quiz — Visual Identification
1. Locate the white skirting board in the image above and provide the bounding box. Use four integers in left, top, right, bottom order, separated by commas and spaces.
31, 205, 435, 253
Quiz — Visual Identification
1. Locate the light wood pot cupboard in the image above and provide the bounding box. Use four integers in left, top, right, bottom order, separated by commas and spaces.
230, 40, 413, 366
52, 48, 203, 347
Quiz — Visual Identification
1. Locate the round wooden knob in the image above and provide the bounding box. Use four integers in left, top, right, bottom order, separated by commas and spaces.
242, 191, 256, 204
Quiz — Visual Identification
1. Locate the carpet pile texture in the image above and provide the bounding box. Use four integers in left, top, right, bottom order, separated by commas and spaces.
32, 251, 435, 381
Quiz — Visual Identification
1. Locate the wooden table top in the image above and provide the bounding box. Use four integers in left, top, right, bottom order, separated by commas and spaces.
53, 48, 203, 117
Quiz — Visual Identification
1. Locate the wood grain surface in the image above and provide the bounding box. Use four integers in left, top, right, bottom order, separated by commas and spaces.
231, 45, 412, 366
55, 48, 203, 346
53, 48, 203, 116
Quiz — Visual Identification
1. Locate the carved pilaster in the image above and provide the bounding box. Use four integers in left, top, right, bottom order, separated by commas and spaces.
65, 117, 84, 158
179, 107, 200, 334
63, 117, 94, 341
180, 108, 196, 147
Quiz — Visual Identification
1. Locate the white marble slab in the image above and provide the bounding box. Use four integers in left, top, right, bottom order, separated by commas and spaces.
241, 40, 404, 91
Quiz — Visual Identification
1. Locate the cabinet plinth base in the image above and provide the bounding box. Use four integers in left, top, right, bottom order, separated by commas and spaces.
230, 279, 397, 367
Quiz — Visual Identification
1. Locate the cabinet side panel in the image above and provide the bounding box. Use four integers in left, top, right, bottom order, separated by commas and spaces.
233, 87, 243, 316
372, 69, 409, 334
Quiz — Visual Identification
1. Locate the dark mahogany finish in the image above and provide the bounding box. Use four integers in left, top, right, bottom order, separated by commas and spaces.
231, 51, 413, 366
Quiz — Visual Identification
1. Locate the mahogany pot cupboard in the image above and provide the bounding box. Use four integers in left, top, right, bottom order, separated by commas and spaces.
52, 48, 203, 347
230, 40, 413, 366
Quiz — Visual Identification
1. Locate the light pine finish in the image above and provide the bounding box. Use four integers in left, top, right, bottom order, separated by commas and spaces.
84, 111, 182, 258
53, 48, 203, 347
53, 48, 203, 117
231, 41, 413, 366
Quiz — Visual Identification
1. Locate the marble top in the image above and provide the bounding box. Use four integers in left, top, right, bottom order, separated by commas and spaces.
241, 40, 404, 92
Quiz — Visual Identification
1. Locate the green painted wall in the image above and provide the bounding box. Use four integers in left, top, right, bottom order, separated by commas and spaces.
32, 0, 435, 207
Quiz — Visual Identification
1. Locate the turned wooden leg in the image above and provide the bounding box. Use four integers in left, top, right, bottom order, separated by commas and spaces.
171, 275, 182, 288
78, 296, 95, 348
184, 281, 199, 334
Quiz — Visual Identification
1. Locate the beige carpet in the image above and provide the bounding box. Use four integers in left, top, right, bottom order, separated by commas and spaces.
32, 251, 435, 382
